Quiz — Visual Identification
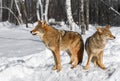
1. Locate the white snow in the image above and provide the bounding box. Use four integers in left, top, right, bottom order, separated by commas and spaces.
0, 21, 120, 81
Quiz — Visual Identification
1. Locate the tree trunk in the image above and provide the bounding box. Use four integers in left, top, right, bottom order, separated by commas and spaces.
8, 0, 13, 22
95, 0, 99, 25
45, 0, 49, 23
37, 0, 44, 21
39, 0, 44, 21
1, 7, 20, 24
36, 0, 40, 20
85, 0, 89, 30
66, 0, 75, 31
79, 0, 85, 34
14, 0, 23, 23
19, 0, 28, 27
0, 0, 2, 21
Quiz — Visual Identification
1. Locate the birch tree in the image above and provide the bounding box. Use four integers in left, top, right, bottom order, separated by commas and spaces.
95, 0, 99, 25
19, 0, 28, 27
37, 0, 49, 23
36, 0, 40, 20
0, 0, 2, 21
14, 0, 23, 23
44, 0, 49, 23
8, 0, 13, 21
85, 0, 89, 30
39, 0, 44, 20
66, 0, 75, 31
37, 0, 44, 21
1, 7, 20, 24
79, 0, 85, 34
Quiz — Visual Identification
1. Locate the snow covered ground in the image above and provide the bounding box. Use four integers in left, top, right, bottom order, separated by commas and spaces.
0, 21, 120, 81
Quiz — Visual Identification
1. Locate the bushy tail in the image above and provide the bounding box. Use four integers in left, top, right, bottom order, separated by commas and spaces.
78, 39, 84, 64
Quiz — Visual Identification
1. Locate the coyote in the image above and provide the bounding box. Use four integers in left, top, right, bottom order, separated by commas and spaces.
84, 25, 115, 70
30, 20, 84, 71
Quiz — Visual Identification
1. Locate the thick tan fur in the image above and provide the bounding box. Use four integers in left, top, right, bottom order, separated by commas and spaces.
31, 20, 84, 71
84, 25, 115, 70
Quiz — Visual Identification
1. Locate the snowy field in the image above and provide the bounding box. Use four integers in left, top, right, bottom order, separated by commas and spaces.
0, 21, 120, 81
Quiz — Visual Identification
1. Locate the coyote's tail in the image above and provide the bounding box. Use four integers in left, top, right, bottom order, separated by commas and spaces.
78, 38, 84, 64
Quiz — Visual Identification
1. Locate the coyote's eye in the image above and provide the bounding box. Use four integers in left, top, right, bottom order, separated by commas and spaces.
106, 33, 110, 36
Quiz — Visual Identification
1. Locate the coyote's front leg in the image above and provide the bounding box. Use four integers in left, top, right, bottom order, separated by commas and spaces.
84, 54, 93, 70
52, 49, 61, 72
97, 51, 106, 69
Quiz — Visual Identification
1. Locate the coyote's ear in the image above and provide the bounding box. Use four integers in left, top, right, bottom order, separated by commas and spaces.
96, 27, 103, 34
38, 20, 42, 24
105, 25, 110, 29
43, 21, 47, 26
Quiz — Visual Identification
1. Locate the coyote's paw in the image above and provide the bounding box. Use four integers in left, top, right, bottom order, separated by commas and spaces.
56, 64, 61, 72
69, 61, 72, 64
84, 66, 89, 70
52, 65, 61, 72
71, 64, 77, 69
101, 66, 107, 70
52, 65, 57, 70
56, 68, 61, 72
99, 64, 107, 70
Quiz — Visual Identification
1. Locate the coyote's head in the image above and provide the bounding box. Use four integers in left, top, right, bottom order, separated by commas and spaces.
30, 20, 47, 36
96, 25, 115, 40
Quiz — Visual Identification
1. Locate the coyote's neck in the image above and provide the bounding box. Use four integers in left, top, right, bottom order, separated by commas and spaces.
92, 32, 106, 48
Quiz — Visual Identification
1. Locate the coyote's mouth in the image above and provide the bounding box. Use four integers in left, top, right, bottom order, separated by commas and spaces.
32, 33, 37, 35
30, 31, 37, 35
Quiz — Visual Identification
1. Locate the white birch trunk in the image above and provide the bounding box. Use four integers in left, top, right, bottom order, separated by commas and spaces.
19, 0, 28, 27
8, 0, 13, 21
39, 0, 44, 21
45, 0, 49, 23
86, 0, 89, 30
0, 0, 2, 21
36, 0, 40, 20
66, 0, 75, 31
37, 0, 44, 21
80, 0, 85, 34
14, 0, 23, 23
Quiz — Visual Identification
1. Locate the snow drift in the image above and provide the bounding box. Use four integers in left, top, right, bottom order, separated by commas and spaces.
0, 22, 120, 81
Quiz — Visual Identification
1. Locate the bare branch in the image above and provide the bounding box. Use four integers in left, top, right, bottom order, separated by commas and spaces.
0, 7, 21, 25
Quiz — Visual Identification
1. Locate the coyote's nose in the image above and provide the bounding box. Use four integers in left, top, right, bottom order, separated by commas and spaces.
30, 31, 32, 33
113, 36, 116, 39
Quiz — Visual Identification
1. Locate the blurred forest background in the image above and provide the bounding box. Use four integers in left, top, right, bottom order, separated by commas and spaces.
0, 0, 120, 29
